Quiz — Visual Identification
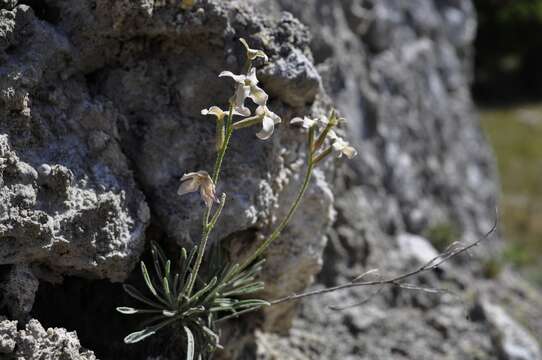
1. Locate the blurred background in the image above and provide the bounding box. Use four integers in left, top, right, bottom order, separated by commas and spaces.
474, 0, 542, 285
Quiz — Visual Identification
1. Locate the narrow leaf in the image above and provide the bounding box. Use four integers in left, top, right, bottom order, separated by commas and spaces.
141, 262, 158, 297
222, 282, 265, 297
165, 260, 171, 280
202, 326, 222, 349
124, 328, 157, 344
116, 307, 138, 314
163, 276, 172, 301
172, 273, 180, 296
181, 273, 193, 298
184, 326, 195, 360
152, 248, 164, 281
151, 241, 168, 266
162, 310, 177, 317
189, 277, 218, 304
116, 307, 163, 315
124, 318, 176, 344
123, 284, 163, 309
232, 299, 270, 309
182, 305, 205, 317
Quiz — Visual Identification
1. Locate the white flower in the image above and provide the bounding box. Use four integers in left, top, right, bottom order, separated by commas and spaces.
255, 105, 281, 140
233, 105, 281, 140
291, 114, 343, 131
329, 131, 358, 159
290, 116, 317, 129
219, 68, 268, 115
201, 106, 244, 120
178, 171, 218, 208
239, 38, 269, 62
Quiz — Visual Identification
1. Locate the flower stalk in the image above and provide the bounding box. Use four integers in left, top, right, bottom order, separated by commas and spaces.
118, 37, 358, 358
230, 126, 317, 278
186, 105, 235, 296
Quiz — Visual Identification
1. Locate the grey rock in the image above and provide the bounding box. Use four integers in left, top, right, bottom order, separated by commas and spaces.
481, 299, 541, 360
397, 233, 439, 266
0, 317, 96, 359
0, 135, 149, 281
0, 264, 39, 320
0, 316, 16, 354
0, 0, 541, 359
260, 48, 322, 108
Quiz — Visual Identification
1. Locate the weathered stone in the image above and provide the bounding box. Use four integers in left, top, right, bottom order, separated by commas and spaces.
0, 0, 541, 359
0, 135, 149, 282
480, 299, 541, 360
0, 316, 16, 354
260, 48, 322, 108
0, 264, 38, 320
0, 318, 96, 359
397, 233, 439, 266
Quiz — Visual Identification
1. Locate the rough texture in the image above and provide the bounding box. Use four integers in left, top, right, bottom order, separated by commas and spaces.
0, 4, 150, 284
0, 0, 541, 359
0, 317, 95, 359
480, 298, 542, 360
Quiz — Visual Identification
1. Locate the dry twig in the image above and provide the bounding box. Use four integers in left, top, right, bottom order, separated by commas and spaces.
270, 210, 498, 306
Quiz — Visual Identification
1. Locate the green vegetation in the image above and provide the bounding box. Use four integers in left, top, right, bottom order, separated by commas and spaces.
116, 38, 357, 359
475, 0, 542, 101
480, 104, 542, 285
424, 222, 460, 252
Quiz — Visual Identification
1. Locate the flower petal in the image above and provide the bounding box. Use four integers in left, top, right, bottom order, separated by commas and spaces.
199, 179, 218, 208
290, 116, 316, 129
342, 146, 358, 159
240, 38, 269, 62
219, 71, 246, 84
249, 84, 268, 106
246, 68, 259, 85
232, 86, 251, 116
256, 115, 276, 140
290, 117, 304, 125
267, 108, 282, 124
181, 172, 199, 181
178, 178, 199, 196
201, 106, 226, 120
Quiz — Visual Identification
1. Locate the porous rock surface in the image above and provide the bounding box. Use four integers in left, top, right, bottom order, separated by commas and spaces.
0, 316, 95, 359
0, 0, 540, 359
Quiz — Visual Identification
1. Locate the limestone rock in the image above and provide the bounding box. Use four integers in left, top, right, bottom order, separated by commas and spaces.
0, 264, 38, 320
480, 299, 541, 360
0, 0, 541, 359
0, 317, 96, 359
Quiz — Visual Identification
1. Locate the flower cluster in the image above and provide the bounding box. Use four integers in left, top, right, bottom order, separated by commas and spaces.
180, 38, 281, 208
120, 37, 360, 359
179, 39, 358, 208
202, 38, 280, 141
291, 110, 358, 163
177, 171, 218, 208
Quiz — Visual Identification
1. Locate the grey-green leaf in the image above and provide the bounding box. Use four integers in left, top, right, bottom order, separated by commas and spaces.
117, 307, 162, 315
124, 328, 157, 344
141, 261, 158, 297
184, 326, 195, 360
123, 284, 162, 309
116, 307, 138, 314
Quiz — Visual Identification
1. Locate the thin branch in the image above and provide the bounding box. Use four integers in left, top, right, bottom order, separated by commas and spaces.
270, 210, 498, 306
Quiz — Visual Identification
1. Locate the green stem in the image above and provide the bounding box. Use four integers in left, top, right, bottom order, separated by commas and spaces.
187, 105, 235, 296
312, 146, 333, 165
233, 137, 315, 277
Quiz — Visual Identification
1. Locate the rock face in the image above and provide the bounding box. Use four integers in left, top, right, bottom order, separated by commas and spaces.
0, 0, 540, 360
0, 317, 95, 359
